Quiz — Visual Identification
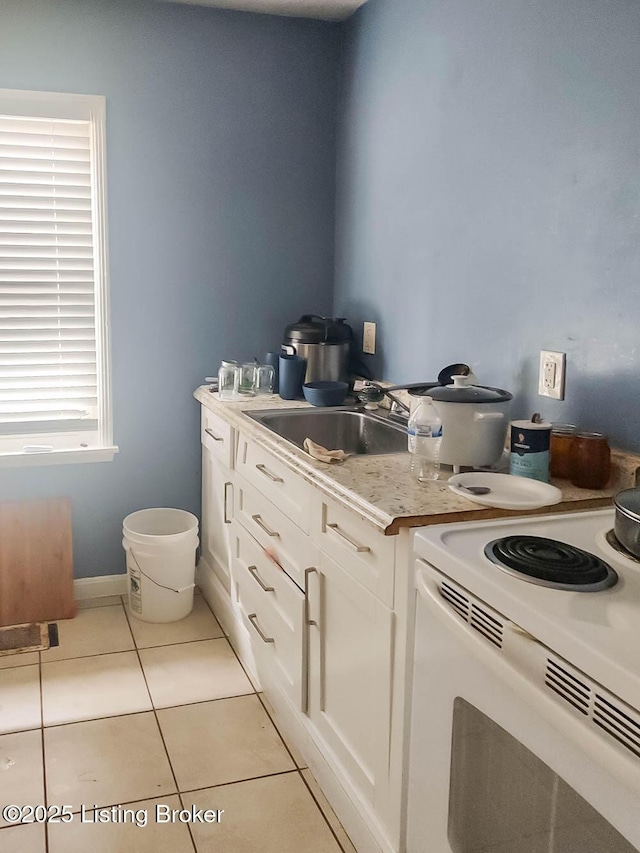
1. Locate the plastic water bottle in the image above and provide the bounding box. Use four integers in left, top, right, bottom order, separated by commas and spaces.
408, 396, 442, 482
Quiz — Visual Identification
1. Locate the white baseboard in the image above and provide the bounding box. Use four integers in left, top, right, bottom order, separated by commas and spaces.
74, 573, 128, 600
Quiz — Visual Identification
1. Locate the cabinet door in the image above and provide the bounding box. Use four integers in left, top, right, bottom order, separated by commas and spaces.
307, 550, 393, 806
201, 447, 234, 592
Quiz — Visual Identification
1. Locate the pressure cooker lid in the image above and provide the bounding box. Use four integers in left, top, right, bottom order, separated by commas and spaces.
429, 375, 513, 403
613, 488, 640, 523
284, 315, 352, 344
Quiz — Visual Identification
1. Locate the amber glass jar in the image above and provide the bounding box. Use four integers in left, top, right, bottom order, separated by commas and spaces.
570, 432, 611, 489
550, 424, 578, 479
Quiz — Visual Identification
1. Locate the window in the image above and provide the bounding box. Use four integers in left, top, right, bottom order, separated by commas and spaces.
0, 89, 116, 466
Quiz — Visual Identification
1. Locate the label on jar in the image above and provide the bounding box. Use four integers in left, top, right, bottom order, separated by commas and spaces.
509, 421, 551, 482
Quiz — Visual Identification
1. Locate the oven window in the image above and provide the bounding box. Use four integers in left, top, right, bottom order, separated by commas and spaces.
448, 697, 636, 853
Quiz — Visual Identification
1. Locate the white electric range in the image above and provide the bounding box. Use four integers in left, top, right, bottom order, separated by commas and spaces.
407, 509, 640, 853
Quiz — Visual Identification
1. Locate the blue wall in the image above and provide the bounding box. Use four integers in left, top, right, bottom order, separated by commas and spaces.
0, 0, 339, 577
335, 0, 640, 451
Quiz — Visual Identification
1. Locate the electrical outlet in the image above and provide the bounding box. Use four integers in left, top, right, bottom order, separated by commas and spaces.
363, 322, 376, 355
538, 350, 566, 400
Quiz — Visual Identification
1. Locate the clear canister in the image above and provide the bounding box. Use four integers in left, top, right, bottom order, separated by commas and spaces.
218, 361, 239, 401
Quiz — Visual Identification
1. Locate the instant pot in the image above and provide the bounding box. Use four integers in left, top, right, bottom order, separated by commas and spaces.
282, 315, 353, 384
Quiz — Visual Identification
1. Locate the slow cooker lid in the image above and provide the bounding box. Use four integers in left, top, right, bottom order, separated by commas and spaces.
614, 488, 640, 523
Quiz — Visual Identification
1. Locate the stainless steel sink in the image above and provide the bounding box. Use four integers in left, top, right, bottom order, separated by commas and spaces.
246, 407, 408, 456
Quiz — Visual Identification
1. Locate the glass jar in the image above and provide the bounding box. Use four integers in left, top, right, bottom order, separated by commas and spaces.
549, 423, 578, 479
254, 364, 275, 395
238, 363, 257, 396
570, 432, 611, 490
218, 361, 239, 401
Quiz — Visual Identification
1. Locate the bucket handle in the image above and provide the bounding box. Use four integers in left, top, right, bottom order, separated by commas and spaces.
128, 546, 195, 595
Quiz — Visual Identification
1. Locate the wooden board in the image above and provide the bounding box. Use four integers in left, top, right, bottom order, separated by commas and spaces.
0, 498, 75, 627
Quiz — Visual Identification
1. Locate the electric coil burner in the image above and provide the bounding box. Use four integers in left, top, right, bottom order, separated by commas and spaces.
483, 535, 618, 591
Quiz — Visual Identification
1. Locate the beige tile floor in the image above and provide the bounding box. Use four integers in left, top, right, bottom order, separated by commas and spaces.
0, 592, 356, 853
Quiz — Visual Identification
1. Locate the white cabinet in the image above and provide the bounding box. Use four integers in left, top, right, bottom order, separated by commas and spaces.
199, 413, 407, 853
201, 447, 234, 592
306, 549, 394, 806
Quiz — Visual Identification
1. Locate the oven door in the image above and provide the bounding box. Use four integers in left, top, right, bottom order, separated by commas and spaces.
407, 560, 640, 853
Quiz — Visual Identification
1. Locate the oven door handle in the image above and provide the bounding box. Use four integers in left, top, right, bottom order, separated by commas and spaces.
415, 567, 640, 796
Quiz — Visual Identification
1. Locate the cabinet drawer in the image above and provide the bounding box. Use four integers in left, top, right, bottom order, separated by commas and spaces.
236, 435, 312, 533
235, 475, 319, 592
233, 522, 304, 636
311, 494, 395, 606
233, 525, 305, 709
201, 407, 234, 468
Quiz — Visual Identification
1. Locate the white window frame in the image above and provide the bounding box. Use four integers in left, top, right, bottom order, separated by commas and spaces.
0, 88, 117, 467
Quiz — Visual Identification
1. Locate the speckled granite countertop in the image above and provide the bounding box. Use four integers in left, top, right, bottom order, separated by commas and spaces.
194, 386, 640, 536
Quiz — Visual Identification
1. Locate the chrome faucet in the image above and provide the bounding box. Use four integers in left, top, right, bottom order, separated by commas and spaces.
358, 381, 411, 417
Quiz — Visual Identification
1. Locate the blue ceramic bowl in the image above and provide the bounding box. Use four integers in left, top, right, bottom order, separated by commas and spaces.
302, 381, 349, 407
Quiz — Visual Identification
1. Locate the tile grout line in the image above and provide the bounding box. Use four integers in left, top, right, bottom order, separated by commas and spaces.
197, 592, 261, 697
253, 692, 352, 853
28, 593, 349, 851
34, 687, 257, 733
297, 767, 353, 853
120, 596, 198, 853
38, 651, 51, 853
197, 592, 355, 850
255, 691, 303, 771
15, 768, 298, 819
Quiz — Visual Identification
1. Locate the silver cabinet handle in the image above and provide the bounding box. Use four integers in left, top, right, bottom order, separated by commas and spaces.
326, 522, 371, 553
302, 567, 319, 715
304, 567, 318, 627
205, 427, 224, 442
251, 514, 279, 537
249, 565, 274, 592
255, 463, 283, 483
248, 613, 274, 644
223, 481, 232, 524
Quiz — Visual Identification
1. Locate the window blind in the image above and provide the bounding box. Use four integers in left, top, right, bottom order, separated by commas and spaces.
0, 114, 98, 435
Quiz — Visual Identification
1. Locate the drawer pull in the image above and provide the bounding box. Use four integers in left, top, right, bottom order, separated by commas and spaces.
205, 427, 224, 442
326, 522, 371, 553
256, 463, 283, 483
223, 481, 232, 524
249, 565, 275, 592
248, 613, 275, 644
251, 514, 280, 538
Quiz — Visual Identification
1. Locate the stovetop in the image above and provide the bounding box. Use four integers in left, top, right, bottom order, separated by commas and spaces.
413, 509, 640, 711
483, 534, 618, 591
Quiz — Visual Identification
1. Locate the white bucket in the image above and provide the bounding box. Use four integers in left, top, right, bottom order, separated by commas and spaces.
122, 508, 199, 623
